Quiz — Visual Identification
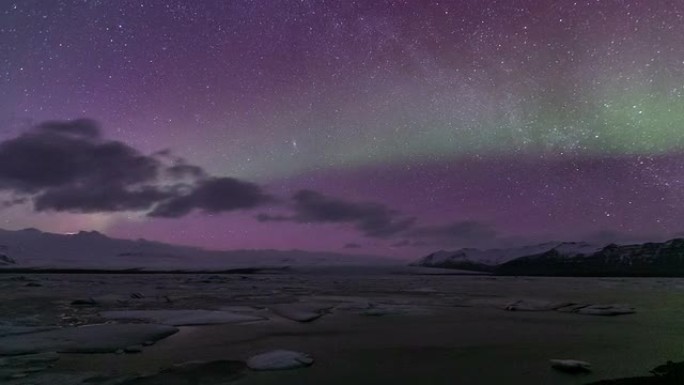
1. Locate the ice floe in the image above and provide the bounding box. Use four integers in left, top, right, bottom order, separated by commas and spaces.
268, 303, 332, 322
575, 304, 635, 316
0, 323, 178, 355
100, 309, 266, 326
550, 359, 592, 373
247, 350, 314, 370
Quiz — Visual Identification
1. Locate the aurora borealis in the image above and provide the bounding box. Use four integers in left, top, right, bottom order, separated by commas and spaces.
1, 1, 683, 257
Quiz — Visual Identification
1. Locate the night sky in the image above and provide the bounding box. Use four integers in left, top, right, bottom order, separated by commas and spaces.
1, 1, 683, 258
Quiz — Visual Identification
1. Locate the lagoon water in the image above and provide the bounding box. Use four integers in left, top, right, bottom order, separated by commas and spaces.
2, 269, 683, 384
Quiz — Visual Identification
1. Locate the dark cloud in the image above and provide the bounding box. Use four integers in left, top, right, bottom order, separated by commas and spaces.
343, 242, 362, 249
255, 213, 290, 222
390, 239, 428, 248
34, 185, 171, 213
36, 119, 101, 139
0, 120, 158, 193
149, 177, 271, 218
166, 163, 206, 180
390, 239, 411, 247
153, 150, 208, 180
1, 197, 27, 208
0, 119, 270, 216
258, 190, 415, 238
409, 220, 498, 246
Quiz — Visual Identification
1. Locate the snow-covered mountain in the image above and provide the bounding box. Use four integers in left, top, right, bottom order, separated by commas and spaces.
497, 239, 684, 276
412, 242, 602, 272
0, 228, 393, 271
414, 239, 684, 276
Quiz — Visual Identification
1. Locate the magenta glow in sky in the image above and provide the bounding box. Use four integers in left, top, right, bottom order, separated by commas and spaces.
1, 1, 683, 258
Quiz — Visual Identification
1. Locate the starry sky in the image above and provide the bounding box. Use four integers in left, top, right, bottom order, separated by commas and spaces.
1, 0, 683, 258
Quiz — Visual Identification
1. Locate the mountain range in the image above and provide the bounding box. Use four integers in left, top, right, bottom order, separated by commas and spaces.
413, 239, 684, 277
4, 227, 684, 276
0, 228, 392, 271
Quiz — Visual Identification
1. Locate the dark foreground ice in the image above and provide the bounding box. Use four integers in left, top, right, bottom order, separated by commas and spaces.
1, 268, 683, 384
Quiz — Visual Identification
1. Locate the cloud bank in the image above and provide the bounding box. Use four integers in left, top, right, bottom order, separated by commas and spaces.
257, 189, 415, 238
0, 119, 270, 216
0, 119, 510, 247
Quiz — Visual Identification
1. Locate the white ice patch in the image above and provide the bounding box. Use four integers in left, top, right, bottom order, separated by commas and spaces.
0, 323, 178, 355
550, 359, 592, 373
247, 350, 314, 371
268, 303, 332, 322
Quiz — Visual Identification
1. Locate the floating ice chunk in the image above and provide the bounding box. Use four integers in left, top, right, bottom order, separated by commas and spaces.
576, 304, 635, 316
269, 303, 332, 322
0, 323, 178, 355
100, 309, 266, 326
247, 350, 314, 371
550, 359, 591, 373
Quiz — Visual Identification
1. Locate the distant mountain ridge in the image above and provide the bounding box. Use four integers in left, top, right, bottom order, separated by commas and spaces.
413, 239, 684, 276
413, 242, 602, 272
0, 228, 393, 271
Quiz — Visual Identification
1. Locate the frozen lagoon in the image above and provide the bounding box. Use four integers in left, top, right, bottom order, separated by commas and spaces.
1, 267, 683, 384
